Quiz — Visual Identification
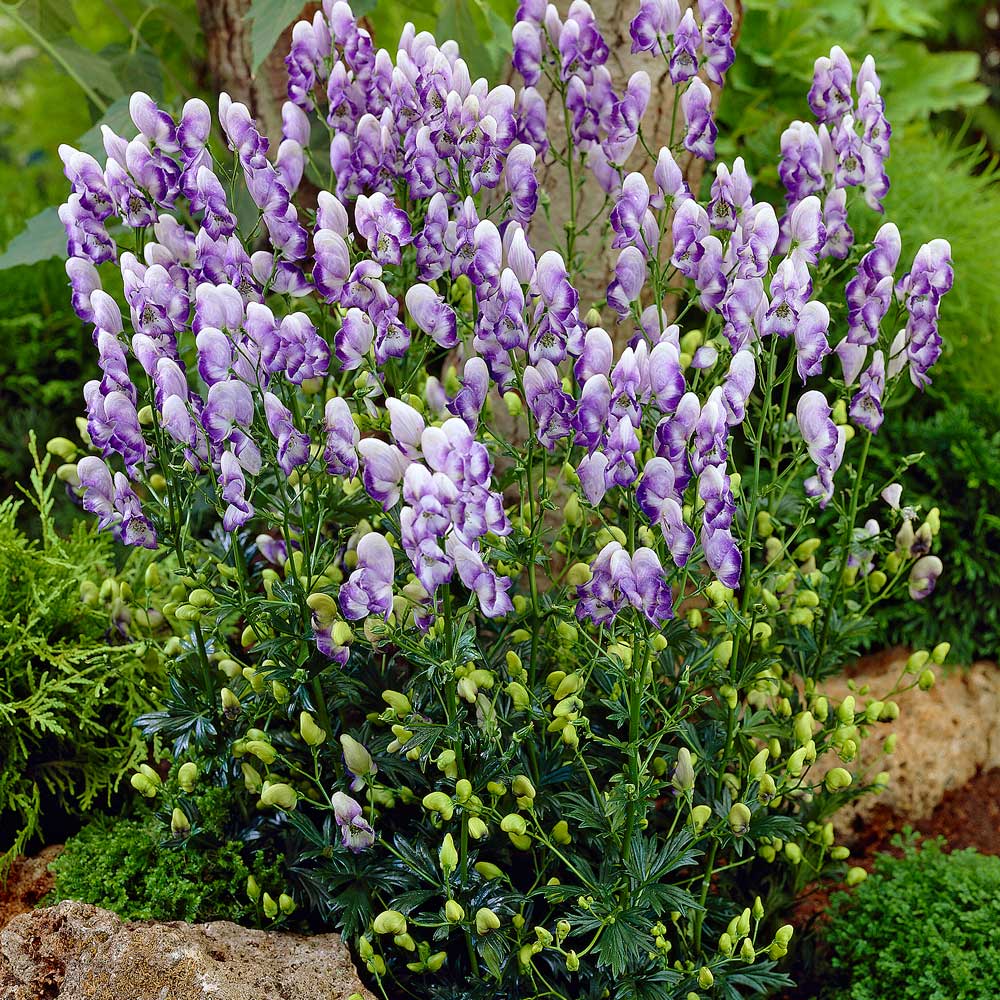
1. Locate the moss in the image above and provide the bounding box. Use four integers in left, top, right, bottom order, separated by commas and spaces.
50, 812, 286, 925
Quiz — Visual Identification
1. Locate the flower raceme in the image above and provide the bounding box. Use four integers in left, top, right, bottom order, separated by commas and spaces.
54, 1, 953, 995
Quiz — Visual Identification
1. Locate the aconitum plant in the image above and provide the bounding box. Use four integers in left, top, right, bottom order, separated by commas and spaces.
55, 1, 952, 997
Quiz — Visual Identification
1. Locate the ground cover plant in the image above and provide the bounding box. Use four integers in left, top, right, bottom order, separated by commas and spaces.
824, 834, 1000, 1000
49, 1, 955, 997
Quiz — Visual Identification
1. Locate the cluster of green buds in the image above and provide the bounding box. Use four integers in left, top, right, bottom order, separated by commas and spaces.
246, 873, 296, 922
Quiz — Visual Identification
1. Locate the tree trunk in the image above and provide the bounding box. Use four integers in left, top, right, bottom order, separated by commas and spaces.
195, 0, 317, 142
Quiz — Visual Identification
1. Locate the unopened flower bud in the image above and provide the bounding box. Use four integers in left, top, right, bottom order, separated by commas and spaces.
340, 733, 374, 777
565, 949, 580, 972
279, 892, 296, 915
846, 866, 867, 886
446, 899, 465, 922
169, 807, 190, 836
749, 748, 769, 780
475, 907, 501, 935
373, 910, 407, 935
672, 748, 695, 792
177, 761, 199, 792
260, 782, 297, 810
728, 802, 752, 836
468, 817, 489, 839
825, 767, 852, 792
475, 862, 504, 880
918, 669, 935, 691
262, 892, 278, 918
422, 791, 454, 820
552, 820, 572, 845
719, 932, 734, 956
221, 687, 241, 719
382, 689, 411, 716
690, 804, 712, 832
931, 642, 950, 664
440, 833, 459, 873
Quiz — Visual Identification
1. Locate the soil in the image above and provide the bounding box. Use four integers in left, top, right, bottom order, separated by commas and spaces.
779, 766, 1000, 999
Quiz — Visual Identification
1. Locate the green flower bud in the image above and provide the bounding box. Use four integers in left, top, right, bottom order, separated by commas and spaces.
565, 950, 580, 972
507, 681, 530, 710
758, 774, 777, 802
475, 861, 504, 880
130, 773, 157, 798
247, 875, 261, 901
931, 642, 950, 664
177, 761, 199, 792
752, 896, 764, 920
242, 762, 263, 793
719, 932, 734, 956
831, 846, 850, 860
221, 687, 241, 719
740, 938, 756, 962
513, 774, 536, 802
749, 748, 769, 780
440, 833, 459, 873
475, 907, 501, 935
690, 804, 712, 832
444, 899, 466, 923
382, 689, 411, 716
245, 740, 277, 765
698, 966, 714, 988
373, 910, 407, 935
846, 866, 868, 886
340, 734, 375, 779
784, 842, 802, 864
279, 893, 296, 915
918, 669, 935, 691
422, 791, 455, 820
170, 807, 191, 836
501, 813, 527, 837
907, 649, 930, 673
672, 747, 695, 792
825, 767, 853, 792
259, 782, 297, 810
728, 802, 752, 836
468, 817, 489, 839
503, 391, 523, 417
552, 820, 572, 845
786, 747, 807, 777
263, 892, 278, 919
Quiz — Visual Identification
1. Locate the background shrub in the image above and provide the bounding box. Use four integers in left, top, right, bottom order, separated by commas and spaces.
825, 835, 1000, 1000
0, 446, 170, 872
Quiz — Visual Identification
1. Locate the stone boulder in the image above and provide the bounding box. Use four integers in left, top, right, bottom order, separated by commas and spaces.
0, 899, 375, 1000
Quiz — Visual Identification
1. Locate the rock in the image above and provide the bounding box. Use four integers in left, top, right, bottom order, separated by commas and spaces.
0, 846, 61, 932
0, 899, 376, 1000
818, 649, 1000, 835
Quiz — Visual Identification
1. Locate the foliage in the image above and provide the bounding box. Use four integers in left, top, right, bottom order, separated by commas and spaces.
49, 804, 288, 924
824, 834, 1000, 1000
0, 441, 172, 873
868, 389, 1000, 662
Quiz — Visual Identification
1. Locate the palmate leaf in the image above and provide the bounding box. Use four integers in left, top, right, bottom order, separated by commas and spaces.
594, 908, 654, 978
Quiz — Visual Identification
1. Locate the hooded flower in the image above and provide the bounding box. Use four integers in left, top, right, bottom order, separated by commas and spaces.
340, 532, 395, 621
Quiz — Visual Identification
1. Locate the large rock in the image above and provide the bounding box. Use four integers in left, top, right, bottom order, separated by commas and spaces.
0, 899, 375, 1000
0, 847, 60, 932
819, 649, 1000, 834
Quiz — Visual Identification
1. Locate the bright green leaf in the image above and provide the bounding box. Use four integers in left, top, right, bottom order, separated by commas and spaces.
0, 207, 64, 271
247, 0, 306, 72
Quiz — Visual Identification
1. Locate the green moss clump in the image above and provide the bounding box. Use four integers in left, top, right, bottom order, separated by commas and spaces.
50, 813, 285, 924
825, 835, 1000, 1000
